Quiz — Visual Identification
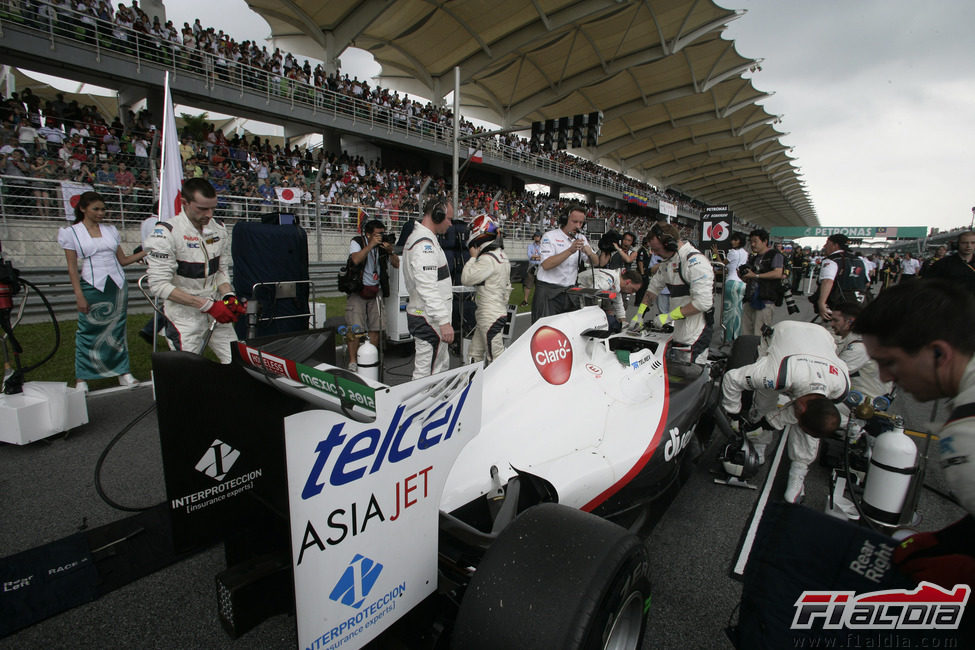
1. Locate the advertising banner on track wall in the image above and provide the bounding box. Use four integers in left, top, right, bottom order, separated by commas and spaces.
286, 366, 484, 650
769, 226, 928, 239
701, 205, 734, 254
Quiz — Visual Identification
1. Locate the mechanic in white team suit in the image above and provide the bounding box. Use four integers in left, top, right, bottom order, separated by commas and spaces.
721, 320, 849, 503
577, 267, 643, 332
829, 301, 892, 404
404, 199, 454, 379
460, 214, 512, 364
145, 178, 243, 363
629, 221, 714, 362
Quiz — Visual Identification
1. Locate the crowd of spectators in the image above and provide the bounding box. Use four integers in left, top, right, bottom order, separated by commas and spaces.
0, 83, 698, 239
2, 0, 705, 217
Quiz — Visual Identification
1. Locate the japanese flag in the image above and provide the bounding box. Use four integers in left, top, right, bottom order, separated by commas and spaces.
61, 181, 93, 221
158, 72, 183, 221
275, 187, 302, 204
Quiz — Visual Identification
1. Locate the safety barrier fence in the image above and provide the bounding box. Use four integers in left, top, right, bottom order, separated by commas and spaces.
0, 173, 559, 241
0, 1, 701, 215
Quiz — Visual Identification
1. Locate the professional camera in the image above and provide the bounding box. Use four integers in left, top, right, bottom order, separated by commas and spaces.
598, 230, 622, 253
781, 284, 800, 315
736, 262, 756, 277
381, 232, 396, 245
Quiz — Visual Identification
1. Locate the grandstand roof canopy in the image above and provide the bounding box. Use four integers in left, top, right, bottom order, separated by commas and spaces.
245, 0, 816, 227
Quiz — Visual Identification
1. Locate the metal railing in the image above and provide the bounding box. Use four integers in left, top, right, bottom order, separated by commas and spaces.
0, 1, 702, 217
0, 174, 566, 240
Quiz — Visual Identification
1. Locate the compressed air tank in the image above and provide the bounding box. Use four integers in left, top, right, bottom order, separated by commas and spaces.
862, 424, 918, 525
356, 339, 380, 381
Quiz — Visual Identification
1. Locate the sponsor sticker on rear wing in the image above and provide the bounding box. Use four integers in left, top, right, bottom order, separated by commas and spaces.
235, 342, 377, 412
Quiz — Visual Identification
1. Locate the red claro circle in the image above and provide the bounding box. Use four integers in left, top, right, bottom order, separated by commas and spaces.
530, 326, 573, 385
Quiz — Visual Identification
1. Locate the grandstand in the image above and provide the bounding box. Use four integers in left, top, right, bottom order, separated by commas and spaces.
0, 0, 815, 274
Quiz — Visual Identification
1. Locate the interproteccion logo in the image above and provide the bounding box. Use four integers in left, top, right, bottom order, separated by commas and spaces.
330, 554, 384, 609
792, 582, 969, 631
195, 439, 240, 481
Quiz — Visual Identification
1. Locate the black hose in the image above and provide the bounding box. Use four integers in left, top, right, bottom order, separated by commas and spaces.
13, 277, 61, 374
93, 402, 158, 512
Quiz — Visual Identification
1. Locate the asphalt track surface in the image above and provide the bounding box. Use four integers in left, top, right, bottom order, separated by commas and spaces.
0, 290, 966, 649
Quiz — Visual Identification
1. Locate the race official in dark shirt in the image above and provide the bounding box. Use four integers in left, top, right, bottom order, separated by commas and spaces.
927, 230, 975, 295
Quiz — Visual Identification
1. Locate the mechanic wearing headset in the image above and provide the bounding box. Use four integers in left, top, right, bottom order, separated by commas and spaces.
404, 198, 454, 379
577, 267, 643, 333
853, 280, 975, 590
145, 177, 243, 363
628, 221, 714, 363
531, 204, 599, 323
721, 320, 849, 503
461, 214, 512, 365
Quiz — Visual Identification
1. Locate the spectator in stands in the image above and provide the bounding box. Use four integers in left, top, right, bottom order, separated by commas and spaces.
58, 190, 145, 392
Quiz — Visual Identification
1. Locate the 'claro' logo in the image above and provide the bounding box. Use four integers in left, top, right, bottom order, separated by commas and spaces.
531, 326, 573, 385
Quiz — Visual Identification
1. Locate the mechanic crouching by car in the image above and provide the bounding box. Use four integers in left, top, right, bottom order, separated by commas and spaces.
853, 280, 975, 594
629, 221, 714, 363
721, 320, 849, 503
828, 301, 892, 408
460, 214, 512, 365
145, 178, 244, 363
577, 267, 643, 332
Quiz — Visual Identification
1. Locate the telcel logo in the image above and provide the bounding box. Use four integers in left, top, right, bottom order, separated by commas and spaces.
531, 326, 573, 385
301, 381, 472, 499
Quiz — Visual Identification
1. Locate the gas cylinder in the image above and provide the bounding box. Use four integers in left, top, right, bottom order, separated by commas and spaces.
862, 418, 918, 525
356, 338, 380, 381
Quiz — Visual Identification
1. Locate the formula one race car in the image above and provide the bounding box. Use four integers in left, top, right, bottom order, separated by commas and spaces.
152, 304, 726, 649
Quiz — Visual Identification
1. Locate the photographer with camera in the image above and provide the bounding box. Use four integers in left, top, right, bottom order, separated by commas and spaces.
344, 218, 399, 371
628, 221, 714, 363
740, 229, 785, 337
604, 231, 637, 271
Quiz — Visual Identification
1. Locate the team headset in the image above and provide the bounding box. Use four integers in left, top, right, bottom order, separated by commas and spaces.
559, 204, 585, 228
426, 200, 447, 224
650, 222, 679, 252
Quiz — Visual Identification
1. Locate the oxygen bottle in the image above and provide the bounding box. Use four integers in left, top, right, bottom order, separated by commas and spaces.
356, 338, 380, 382
861, 416, 918, 525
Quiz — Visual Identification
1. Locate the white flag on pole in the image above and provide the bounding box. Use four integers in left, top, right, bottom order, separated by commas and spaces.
274, 187, 303, 204
61, 181, 94, 220
158, 71, 184, 222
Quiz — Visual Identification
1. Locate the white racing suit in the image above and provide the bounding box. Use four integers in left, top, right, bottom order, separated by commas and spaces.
577, 267, 626, 327
460, 242, 511, 364
940, 356, 975, 517
835, 332, 892, 401
144, 213, 237, 363
404, 221, 453, 379
645, 242, 714, 362
722, 321, 849, 498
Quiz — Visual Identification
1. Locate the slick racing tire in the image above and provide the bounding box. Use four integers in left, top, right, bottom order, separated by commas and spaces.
452, 503, 650, 650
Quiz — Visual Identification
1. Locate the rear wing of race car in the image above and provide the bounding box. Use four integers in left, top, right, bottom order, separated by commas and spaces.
231, 333, 486, 650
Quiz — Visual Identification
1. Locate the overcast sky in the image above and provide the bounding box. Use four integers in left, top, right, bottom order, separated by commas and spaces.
164, 0, 974, 232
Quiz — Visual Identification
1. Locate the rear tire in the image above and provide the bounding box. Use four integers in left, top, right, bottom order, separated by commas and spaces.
452, 503, 650, 650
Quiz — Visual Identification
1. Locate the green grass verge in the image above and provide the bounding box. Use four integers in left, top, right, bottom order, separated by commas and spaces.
5, 286, 531, 390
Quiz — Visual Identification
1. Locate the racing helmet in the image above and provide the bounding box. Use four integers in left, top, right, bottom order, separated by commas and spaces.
720, 438, 761, 479
467, 214, 499, 248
